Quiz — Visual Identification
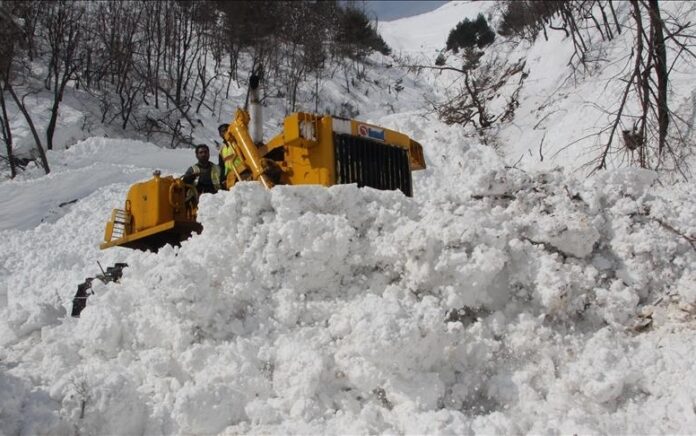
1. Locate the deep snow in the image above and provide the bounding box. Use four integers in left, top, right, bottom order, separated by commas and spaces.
2, 1, 696, 435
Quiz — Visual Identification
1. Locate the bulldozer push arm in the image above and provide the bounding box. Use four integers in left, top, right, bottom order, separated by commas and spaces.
226, 108, 274, 189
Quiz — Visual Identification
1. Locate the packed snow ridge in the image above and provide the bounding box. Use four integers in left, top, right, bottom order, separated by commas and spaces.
2, 131, 696, 434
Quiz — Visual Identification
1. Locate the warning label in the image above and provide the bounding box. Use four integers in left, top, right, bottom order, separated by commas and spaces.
357, 124, 385, 142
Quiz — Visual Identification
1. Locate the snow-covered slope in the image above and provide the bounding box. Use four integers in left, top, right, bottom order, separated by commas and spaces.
379, 1, 499, 55
0, 138, 192, 231
380, 1, 696, 174
2, 1, 696, 435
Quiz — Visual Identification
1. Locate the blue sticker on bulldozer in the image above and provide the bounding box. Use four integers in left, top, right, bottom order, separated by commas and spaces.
358, 124, 385, 142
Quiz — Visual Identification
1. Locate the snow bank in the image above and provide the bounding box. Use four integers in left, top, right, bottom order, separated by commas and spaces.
0, 137, 193, 231
1, 136, 695, 434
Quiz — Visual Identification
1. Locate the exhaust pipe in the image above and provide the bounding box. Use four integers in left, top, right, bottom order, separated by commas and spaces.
249, 71, 263, 145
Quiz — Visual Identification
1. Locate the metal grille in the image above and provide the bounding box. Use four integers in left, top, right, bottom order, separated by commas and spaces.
334, 134, 412, 197
111, 209, 130, 240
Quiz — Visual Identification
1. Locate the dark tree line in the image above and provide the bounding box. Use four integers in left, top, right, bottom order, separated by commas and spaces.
0, 0, 390, 177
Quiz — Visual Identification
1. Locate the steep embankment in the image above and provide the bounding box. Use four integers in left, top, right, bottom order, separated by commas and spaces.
380, 1, 696, 173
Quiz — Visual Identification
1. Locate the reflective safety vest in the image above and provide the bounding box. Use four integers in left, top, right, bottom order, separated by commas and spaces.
221, 142, 246, 175
192, 163, 221, 191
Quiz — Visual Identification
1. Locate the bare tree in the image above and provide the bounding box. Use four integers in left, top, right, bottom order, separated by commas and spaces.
0, 89, 17, 178
43, 0, 84, 150
0, 3, 49, 174
0, 5, 20, 177
462, 1, 695, 177
92, 2, 143, 129
2, 0, 394, 156
589, 0, 694, 177
416, 49, 527, 138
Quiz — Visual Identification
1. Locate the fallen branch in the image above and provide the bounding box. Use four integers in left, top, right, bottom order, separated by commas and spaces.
653, 218, 696, 250
471, 193, 516, 201
539, 131, 546, 162
520, 236, 581, 260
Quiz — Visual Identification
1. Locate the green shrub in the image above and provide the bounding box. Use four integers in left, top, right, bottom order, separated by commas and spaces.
445, 14, 495, 53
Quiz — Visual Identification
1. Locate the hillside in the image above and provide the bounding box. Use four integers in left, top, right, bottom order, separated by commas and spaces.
2, 1, 696, 435
380, 1, 696, 175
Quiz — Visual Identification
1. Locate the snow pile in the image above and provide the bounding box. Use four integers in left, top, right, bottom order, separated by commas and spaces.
2, 135, 695, 434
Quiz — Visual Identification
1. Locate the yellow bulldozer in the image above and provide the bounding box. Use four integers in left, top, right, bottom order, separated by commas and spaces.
71, 73, 426, 316
99, 81, 426, 252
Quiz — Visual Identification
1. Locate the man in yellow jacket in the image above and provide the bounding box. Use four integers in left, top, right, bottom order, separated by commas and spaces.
183, 144, 221, 194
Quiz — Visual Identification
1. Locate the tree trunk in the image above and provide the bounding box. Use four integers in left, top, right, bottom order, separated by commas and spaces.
46, 73, 71, 151
6, 83, 50, 174
608, 0, 622, 35
0, 89, 16, 177
648, 0, 668, 157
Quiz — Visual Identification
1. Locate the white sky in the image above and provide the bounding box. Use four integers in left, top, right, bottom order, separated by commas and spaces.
364, 0, 450, 21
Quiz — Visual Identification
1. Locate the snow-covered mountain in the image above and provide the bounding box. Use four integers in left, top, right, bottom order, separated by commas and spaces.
2, 2, 696, 434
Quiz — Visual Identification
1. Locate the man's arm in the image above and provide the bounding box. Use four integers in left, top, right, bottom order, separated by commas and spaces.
182, 166, 196, 184
218, 150, 226, 183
